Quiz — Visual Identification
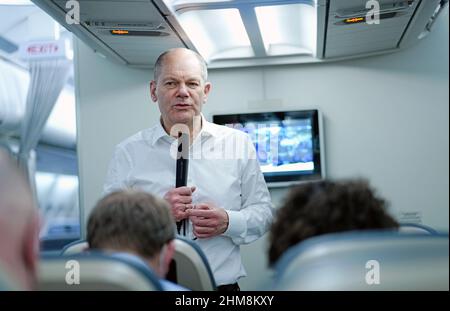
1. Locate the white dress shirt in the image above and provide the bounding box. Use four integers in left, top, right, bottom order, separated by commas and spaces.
104, 116, 274, 286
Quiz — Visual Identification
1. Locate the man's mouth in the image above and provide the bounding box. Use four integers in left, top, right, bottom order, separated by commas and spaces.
174, 103, 191, 108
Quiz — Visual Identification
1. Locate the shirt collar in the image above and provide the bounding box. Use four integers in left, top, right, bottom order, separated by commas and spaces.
199, 114, 219, 138
150, 118, 171, 146
150, 114, 218, 146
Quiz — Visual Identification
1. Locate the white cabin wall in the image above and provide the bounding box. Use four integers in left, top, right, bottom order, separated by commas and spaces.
74, 40, 161, 230
75, 9, 448, 290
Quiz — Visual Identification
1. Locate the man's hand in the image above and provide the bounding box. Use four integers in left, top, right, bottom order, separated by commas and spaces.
163, 186, 196, 222
188, 203, 229, 239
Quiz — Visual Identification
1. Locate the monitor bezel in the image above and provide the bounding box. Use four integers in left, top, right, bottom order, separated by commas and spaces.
212, 109, 326, 187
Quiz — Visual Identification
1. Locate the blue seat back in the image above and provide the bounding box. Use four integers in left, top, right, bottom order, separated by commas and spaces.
398, 223, 438, 235
60, 239, 88, 255
38, 252, 163, 291
272, 230, 449, 290
173, 237, 217, 291
60, 237, 217, 290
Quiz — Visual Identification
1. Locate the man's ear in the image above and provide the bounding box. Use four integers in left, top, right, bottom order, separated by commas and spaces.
203, 82, 212, 103
159, 240, 175, 278
165, 240, 175, 267
150, 80, 158, 102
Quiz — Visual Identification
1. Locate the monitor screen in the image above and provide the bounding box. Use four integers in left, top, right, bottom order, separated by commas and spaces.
213, 109, 325, 186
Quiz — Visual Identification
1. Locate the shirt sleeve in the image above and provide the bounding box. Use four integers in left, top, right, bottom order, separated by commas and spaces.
223, 136, 274, 245
103, 145, 133, 194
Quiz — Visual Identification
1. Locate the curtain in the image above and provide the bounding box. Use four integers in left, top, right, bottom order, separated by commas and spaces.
0, 58, 29, 132
18, 59, 71, 195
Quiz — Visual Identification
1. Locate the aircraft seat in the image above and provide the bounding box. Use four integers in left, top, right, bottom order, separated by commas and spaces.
398, 223, 438, 235
61, 239, 88, 255
38, 253, 162, 290
271, 230, 449, 290
0, 266, 16, 290
171, 237, 217, 291
60, 237, 217, 290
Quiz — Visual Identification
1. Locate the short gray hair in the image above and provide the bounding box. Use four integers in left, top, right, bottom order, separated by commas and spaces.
153, 48, 208, 82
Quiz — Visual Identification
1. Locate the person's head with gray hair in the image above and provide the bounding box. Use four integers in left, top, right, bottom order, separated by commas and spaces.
154, 48, 208, 82
87, 190, 176, 277
150, 48, 212, 141
0, 149, 40, 290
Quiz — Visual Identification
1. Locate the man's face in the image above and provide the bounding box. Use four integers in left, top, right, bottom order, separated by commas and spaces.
150, 51, 211, 131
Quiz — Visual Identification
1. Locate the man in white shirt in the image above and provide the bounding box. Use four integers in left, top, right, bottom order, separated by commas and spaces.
104, 48, 273, 290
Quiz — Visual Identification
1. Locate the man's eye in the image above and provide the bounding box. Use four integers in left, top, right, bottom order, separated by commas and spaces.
188, 82, 199, 88
165, 81, 176, 87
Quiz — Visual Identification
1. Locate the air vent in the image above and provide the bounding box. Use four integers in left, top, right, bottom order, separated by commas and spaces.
85, 21, 165, 31
85, 21, 169, 37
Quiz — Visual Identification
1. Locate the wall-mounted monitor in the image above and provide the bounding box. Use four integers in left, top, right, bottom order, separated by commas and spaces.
213, 109, 325, 187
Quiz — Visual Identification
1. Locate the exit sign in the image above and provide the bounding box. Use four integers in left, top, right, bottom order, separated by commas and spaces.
19, 39, 71, 60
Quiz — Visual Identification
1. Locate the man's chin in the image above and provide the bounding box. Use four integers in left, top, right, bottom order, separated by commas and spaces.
171, 112, 194, 124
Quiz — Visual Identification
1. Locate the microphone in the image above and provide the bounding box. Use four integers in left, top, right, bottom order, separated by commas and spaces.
175, 131, 189, 236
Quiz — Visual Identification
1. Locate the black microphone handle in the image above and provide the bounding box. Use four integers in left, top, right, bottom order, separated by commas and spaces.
176, 158, 189, 188
175, 158, 189, 235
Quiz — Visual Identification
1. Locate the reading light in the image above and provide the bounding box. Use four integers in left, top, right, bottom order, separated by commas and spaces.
255, 5, 283, 53
111, 30, 129, 35
176, 11, 214, 60
345, 17, 365, 24
177, 8, 252, 62
110, 29, 169, 36
162, 0, 318, 61
255, 3, 317, 56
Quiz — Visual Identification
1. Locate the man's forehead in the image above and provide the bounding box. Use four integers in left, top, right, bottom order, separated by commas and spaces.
161, 52, 202, 69
158, 62, 203, 80
159, 71, 202, 80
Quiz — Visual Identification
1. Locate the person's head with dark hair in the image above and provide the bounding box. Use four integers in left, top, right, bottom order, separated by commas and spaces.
268, 179, 399, 266
87, 190, 175, 277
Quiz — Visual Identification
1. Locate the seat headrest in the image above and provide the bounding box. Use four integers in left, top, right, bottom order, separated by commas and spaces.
173, 237, 217, 291
38, 252, 163, 291
272, 230, 449, 290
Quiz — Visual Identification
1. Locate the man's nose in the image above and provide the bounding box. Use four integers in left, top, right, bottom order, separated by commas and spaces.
176, 84, 189, 97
